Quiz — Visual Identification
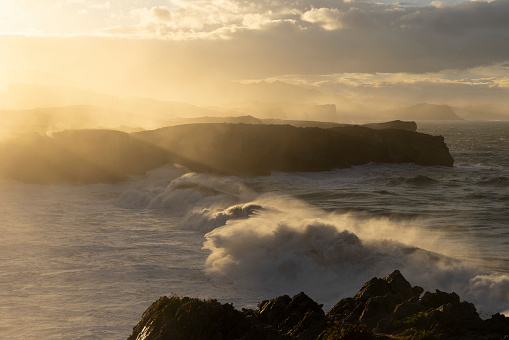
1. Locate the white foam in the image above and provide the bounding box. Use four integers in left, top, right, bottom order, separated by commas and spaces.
115, 166, 254, 215
463, 274, 509, 318
180, 203, 263, 232
201, 195, 509, 315
115, 168, 509, 315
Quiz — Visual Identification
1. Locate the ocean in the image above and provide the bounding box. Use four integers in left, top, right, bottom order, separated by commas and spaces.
0, 121, 508, 339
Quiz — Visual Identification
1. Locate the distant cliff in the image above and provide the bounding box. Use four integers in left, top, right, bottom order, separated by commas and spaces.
0, 123, 453, 183
384, 104, 463, 121
166, 117, 418, 131
127, 270, 509, 340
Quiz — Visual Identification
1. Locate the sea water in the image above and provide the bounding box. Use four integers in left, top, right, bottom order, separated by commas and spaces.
0, 121, 508, 339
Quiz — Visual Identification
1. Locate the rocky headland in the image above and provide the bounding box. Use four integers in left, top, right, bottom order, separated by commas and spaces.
0, 122, 452, 183
128, 270, 509, 340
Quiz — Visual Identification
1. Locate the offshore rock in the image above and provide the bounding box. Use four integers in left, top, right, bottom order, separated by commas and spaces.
128, 270, 509, 340
133, 123, 454, 176
0, 123, 453, 183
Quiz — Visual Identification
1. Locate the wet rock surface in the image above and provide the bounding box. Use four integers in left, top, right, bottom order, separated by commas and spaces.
128, 270, 509, 340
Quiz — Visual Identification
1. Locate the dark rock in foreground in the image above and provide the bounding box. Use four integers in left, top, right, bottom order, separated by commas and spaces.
0, 122, 453, 183
128, 270, 509, 340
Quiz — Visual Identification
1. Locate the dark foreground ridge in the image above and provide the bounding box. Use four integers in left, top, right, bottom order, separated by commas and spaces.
128, 270, 509, 340
0, 122, 452, 183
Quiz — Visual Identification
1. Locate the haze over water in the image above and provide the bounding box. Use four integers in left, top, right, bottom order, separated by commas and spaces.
1, 1, 509, 339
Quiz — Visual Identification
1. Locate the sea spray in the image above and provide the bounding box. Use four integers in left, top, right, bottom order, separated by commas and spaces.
115, 166, 254, 212
181, 203, 263, 232
463, 274, 509, 317
114, 165, 509, 316
181, 192, 506, 316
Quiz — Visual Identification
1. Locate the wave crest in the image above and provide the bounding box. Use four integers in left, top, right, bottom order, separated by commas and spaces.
201, 196, 509, 314
115, 167, 252, 214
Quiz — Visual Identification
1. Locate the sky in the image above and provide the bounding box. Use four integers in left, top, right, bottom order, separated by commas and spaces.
0, 0, 508, 108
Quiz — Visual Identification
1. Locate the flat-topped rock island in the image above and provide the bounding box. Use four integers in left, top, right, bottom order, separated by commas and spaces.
0, 121, 453, 183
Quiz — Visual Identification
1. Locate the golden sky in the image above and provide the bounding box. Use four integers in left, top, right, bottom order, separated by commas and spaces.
1, 0, 508, 107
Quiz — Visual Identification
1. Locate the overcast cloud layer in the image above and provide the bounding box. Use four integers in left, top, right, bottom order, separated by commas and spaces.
1, 0, 508, 75
1, 0, 508, 107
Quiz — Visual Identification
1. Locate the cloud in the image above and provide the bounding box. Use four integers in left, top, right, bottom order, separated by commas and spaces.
242, 13, 273, 30
66, 0, 111, 9
2, 0, 509, 81
150, 7, 172, 22
125, 1, 295, 40
265, 66, 509, 105
430, 1, 450, 8
90, 0, 508, 74
66, 0, 110, 9
301, 7, 342, 30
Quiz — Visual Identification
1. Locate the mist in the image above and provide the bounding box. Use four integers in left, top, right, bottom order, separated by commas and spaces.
1, 27, 508, 132
111, 166, 509, 316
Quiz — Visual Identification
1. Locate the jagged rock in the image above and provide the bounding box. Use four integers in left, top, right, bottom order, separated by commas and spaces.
384, 270, 424, 300
382, 288, 486, 338
359, 295, 404, 328
258, 292, 326, 340
423, 301, 482, 334
328, 270, 423, 324
391, 302, 426, 321
419, 290, 460, 310
128, 271, 509, 340
353, 277, 396, 303
324, 297, 356, 321
127, 296, 252, 340
482, 313, 509, 336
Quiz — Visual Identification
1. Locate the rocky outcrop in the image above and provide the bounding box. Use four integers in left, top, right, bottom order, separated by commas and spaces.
325, 270, 508, 339
133, 123, 453, 176
128, 270, 509, 340
255, 292, 327, 340
0, 123, 453, 183
127, 296, 253, 340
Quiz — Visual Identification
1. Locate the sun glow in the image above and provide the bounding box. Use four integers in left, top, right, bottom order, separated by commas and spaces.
0, 0, 507, 125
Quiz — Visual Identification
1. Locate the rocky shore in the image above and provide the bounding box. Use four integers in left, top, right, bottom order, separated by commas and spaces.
128, 270, 508, 340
